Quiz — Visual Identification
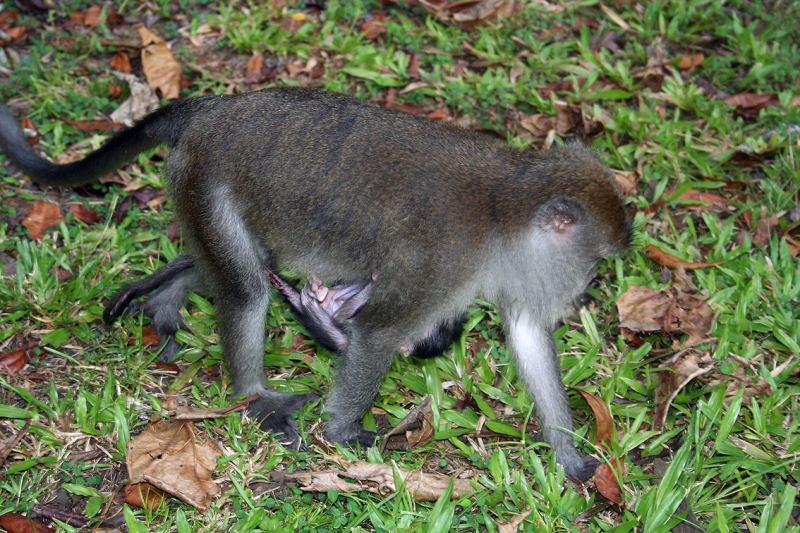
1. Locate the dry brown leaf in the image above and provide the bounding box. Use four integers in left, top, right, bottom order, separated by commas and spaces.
611, 169, 638, 195
408, 52, 421, 79
653, 351, 713, 430
2, 25, 25, 42
752, 214, 781, 248
19, 116, 38, 147
553, 104, 605, 138
362, 12, 387, 39
723, 93, 779, 119
139, 27, 182, 100
0, 348, 29, 374
616, 267, 715, 348
643, 244, 726, 270
676, 189, 730, 211
125, 482, 168, 509
0, 9, 19, 31
419, 0, 521, 29
496, 510, 532, 533
280, 14, 307, 35
0, 513, 54, 533
555, 105, 582, 135
287, 456, 477, 501
382, 396, 435, 451
155, 361, 181, 374
22, 201, 63, 240
110, 51, 132, 73
69, 204, 100, 224
518, 114, 555, 137
595, 458, 626, 505
426, 108, 450, 120
574, 389, 613, 450
245, 52, 265, 84
141, 327, 160, 347
82, 5, 122, 28
127, 420, 221, 511
677, 53, 704, 69
64, 119, 125, 132
84, 5, 103, 27
109, 72, 161, 126
707, 364, 772, 404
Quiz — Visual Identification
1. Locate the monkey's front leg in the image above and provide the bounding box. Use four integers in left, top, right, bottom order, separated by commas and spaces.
505, 309, 599, 481
323, 329, 397, 447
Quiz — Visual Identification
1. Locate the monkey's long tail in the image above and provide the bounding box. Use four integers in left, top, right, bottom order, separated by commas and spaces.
0, 98, 210, 188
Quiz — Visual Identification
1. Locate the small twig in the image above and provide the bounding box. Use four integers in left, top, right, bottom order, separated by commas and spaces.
0, 419, 31, 472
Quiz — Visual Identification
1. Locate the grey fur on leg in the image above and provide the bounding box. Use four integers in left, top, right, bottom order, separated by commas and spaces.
505, 308, 598, 481
323, 327, 395, 448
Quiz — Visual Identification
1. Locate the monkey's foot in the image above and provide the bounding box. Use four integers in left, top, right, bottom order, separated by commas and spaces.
561, 455, 599, 481
324, 425, 378, 449
249, 391, 320, 450
343, 428, 378, 448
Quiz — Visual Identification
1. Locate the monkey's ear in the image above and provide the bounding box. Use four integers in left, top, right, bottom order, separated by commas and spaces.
544, 199, 583, 234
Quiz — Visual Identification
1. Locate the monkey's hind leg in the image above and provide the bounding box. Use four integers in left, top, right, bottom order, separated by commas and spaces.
506, 309, 599, 481
323, 328, 399, 448
104, 255, 197, 362
183, 193, 319, 448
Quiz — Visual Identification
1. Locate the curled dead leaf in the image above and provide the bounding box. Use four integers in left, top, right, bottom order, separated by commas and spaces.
0, 348, 29, 374
677, 53, 704, 69
362, 12, 387, 39
419, 0, 522, 29
22, 201, 63, 240
723, 93, 779, 119
653, 350, 713, 430
110, 50, 132, 73
616, 267, 715, 348
518, 114, 556, 137
643, 244, 726, 270
287, 456, 477, 501
574, 389, 614, 450
127, 420, 220, 511
0, 513, 54, 533
676, 189, 730, 211
69, 204, 100, 224
595, 458, 626, 505
125, 482, 168, 509
173, 395, 253, 420
139, 27, 182, 100
382, 396, 435, 451
64, 119, 125, 132
496, 510, 532, 533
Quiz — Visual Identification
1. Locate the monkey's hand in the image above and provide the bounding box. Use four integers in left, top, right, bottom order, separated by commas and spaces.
249, 391, 320, 450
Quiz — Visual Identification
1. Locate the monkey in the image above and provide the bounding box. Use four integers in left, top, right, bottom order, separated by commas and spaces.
0, 88, 630, 480
105, 254, 463, 359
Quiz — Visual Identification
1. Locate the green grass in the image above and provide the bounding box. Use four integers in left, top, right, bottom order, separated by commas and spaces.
1, 0, 799, 531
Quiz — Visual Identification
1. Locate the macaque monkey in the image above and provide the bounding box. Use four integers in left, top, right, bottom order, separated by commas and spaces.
0, 88, 630, 479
